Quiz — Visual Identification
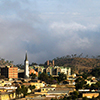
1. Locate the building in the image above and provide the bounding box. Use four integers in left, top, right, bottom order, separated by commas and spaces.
34, 66, 45, 74
45, 66, 71, 76
46, 60, 55, 66
31, 65, 71, 77
24, 52, 29, 78
1, 66, 18, 79
28, 79, 45, 89
0, 92, 16, 100
46, 67, 52, 76
82, 92, 99, 98
29, 69, 38, 76
41, 87, 55, 93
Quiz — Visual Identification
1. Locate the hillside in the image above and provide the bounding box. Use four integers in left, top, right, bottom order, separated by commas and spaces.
0, 59, 14, 68
53, 57, 100, 74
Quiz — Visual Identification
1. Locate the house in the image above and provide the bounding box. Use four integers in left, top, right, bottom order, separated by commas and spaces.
82, 92, 99, 98
86, 79, 97, 86
29, 69, 38, 76
29, 79, 45, 89
41, 87, 55, 93
0, 92, 16, 100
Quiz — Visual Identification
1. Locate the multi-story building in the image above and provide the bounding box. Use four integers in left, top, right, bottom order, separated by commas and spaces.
33, 65, 71, 77
34, 65, 45, 74
1, 66, 18, 79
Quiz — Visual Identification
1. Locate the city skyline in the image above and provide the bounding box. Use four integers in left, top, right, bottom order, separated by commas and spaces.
0, 0, 100, 64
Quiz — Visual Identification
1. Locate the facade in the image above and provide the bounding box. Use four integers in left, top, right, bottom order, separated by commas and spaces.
1, 66, 18, 79
46, 67, 52, 76
46, 66, 71, 76
32, 65, 71, 77
34, 66, 45, 74
24, 53, 29, 78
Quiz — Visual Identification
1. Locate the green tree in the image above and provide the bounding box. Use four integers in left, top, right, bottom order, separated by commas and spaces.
70, 91, 79, 100
28, 85, 35, 92
58, 73, 66, 83
16, 87, 22, 98
21, 85, 28, 97
75, 77, 86, 90
82, 96, 89, 100
30, 73, 37, 79
38, 73, 48, 82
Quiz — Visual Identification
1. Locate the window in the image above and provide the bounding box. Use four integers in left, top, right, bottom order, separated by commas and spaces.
58, 72, 60, 75
39, 71, 41, 74
47, 72, 50, 75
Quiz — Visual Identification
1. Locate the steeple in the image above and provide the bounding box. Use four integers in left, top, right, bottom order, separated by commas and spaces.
25, 52, 28, 61
24, 52, 29, 78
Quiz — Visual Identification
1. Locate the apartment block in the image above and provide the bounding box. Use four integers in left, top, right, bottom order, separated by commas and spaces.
1, 66, 18, 79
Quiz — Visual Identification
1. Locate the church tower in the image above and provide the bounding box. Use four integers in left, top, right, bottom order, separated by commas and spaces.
24, 52, 29, 78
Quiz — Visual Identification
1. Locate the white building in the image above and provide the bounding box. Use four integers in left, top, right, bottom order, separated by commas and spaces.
24, 53, 29, 78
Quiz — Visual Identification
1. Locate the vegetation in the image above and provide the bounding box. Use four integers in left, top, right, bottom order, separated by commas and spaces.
0, 58, 14, 67
16, 85, 35, 98
51, 91, 79, 100
90, 67, 100, 78
58, 73, 67, 83
28, 85, 35, 92
30, 73, 37, 79
43, 54, 100, 74
29, 62, 37, 66
38, 72, 67, 84
75, 77, 86, 90
38, 73, 57, 84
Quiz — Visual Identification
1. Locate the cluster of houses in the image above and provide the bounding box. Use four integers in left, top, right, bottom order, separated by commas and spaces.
1, 53, 71, 79
0, 53, 100, 100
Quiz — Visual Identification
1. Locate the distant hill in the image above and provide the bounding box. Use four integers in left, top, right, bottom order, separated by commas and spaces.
0, 59, 14, 68
53, 56, 100, 74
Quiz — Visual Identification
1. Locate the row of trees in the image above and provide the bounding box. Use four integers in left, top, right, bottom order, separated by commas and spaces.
38, 73, 66, 84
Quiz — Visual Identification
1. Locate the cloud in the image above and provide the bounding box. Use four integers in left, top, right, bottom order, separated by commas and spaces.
0, 0, 100, 64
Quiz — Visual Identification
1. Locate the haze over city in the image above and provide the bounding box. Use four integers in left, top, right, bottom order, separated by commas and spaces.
0, 0, 100, 64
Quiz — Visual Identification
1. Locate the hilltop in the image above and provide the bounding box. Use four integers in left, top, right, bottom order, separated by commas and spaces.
52, 56, 100, 74
0, 58, 14, 68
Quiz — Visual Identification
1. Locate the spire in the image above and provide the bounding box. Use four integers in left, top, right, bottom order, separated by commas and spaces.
25, 52, 28, 61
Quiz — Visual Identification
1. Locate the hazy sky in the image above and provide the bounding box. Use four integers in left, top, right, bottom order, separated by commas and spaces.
0, 0, 100, 64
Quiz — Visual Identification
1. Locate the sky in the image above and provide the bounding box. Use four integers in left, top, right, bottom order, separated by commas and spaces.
0, 0, 100, 64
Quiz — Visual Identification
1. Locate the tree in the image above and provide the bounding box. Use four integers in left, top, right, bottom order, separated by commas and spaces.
16, 87, 22, 98
38, 73, 55, 84
30, 73, 37, 79
38, 73, 48, 82
70, 91, 79, 100
21, 85, 28, 97
58, 73, 66, 83
82, 96, 89, 100
30, 62, 37, 66
10, 61, 14, 64
28, 85, 35, 92
75, 77, 86, 90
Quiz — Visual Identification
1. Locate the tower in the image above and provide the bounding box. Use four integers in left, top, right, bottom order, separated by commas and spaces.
47, 60, 49, 66
24, 52, 29, 78
52, 60, 54, 66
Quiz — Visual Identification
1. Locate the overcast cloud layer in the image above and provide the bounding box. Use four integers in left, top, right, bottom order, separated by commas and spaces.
0, 0, 100, 64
